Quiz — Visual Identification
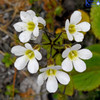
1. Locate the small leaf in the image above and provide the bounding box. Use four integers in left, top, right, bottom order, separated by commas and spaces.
2, 53, 15, 68
55, 34, 63, 45
5, 85, 19, 97
42, 45, 50, 58
55, 53, 63, 65
55, 6, 63, 16
42, 33, 50, 44
51, 47, 56, 57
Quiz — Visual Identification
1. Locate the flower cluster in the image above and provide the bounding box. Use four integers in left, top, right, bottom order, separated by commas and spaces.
11, 10, 92, 93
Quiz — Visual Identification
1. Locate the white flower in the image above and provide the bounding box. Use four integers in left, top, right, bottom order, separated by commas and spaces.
11, 43, 42, 73
13, 10, 46, 43
37, 66, 70, 93
62, 44, 92, 72
65, 11, 90, 42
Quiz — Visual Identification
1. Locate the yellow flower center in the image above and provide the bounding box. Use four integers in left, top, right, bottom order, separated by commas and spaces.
46, 69, 57, 76
25, 49, 35, 59
27, 21, 35, 31
68, 50, 78, 60
69, 24, 76, 34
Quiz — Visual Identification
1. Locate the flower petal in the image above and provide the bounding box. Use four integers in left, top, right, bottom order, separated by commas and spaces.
65, 19, 69, 30
76, 22, 90, 32
33, 16, 38, 25
20, 11, 32, 22
62, 48, 70, 58
70, 11, 82, 24
37, 72, 47, 86
62, 58, 73, 72
38, 17, 46, 26
78, 49, 92, 60
14, 55, 28, 70
33, 26, 39, 37
27, 10, 36, 19
54, 66, 62, 70
40, 66, 61, 72
66, 30, 73, 41
46, 76, 58, 93
71, 44, 81, 50
11, 45, 26, 56
27, 58, 39, 73
73, 32, 84, 42
34, 50, 42, 60
73, 58, 86, 72
19, 31, 32, 43
13, 22, 27, 32
56, 71, 70, 85
25, 43, 33, 50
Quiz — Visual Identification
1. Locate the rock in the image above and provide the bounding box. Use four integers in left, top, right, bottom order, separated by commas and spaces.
20, 75, 48, 100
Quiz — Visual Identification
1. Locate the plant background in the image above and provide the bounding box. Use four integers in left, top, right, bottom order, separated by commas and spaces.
0, 0, 100, 100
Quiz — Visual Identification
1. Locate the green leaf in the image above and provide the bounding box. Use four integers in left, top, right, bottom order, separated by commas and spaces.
5, 85, 19, 97
91, 0, 100, 39
54, 34, 63, 45
42, 44, 56, 59
73, 71, 100, 91
42, 45, 51, 59
72, 44, 100, 91
54, 33, 67, 49
51, 47, 56, 58
55, 53, 63, 65
55, 6, 63, 16
42, 33, 50, 44
87, 44, 100, 54
2, 53, 15, 68
42, 33, 57, 58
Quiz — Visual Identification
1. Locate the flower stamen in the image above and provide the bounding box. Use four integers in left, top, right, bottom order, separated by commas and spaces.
27, 22, 35, 31
68, 50, 78, 60
25, 49, 35, 59
69, 24, 76, 34
46, 69, 57, 76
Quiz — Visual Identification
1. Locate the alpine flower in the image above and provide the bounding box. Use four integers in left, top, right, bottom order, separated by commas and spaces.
11, 43, 42, 73
37, 65, 70, 93
13, 10, 46, 43
65, 10, 90, 42
62, 44, 92, 72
